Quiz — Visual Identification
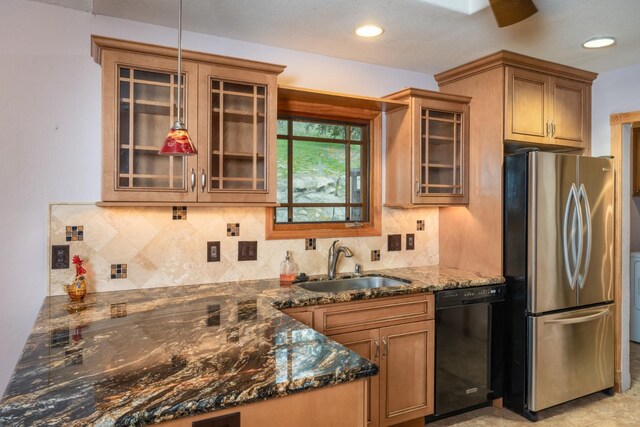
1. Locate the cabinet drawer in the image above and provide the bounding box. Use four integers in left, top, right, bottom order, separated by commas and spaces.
281, 308, 314, 329
314, 294, 434, 335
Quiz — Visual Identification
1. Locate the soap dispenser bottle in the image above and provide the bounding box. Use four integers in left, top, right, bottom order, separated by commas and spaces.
279, 251, 298, 286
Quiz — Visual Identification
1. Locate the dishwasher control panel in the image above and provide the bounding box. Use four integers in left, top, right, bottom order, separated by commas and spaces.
436, 284, 505, 308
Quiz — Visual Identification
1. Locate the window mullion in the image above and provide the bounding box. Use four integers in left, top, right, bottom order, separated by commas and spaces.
287, 119, 294, 223
345, 126, 351, 222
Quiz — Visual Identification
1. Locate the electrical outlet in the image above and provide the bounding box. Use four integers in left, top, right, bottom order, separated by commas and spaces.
406, 234, 415, 250
238, 241, 257, 261
388, 234, 402, 251
207, 241, 221, 262
51, 245, 70, 269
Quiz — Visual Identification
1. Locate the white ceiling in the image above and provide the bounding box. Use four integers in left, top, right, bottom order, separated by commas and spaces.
34, 0, 640, 75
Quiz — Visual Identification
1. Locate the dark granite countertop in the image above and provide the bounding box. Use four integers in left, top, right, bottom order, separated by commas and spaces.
0, 265, 503, 426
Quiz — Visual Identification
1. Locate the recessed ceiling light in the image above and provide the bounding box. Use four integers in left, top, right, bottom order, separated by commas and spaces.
582, 36, 615, 49
355, 25, 384, 38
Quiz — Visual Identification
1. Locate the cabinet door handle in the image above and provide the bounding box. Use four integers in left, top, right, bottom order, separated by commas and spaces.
200, 168, 206, 192
382, 337, 388, 357
552, 122, 556, 136
546, 122, 550, 136
415, 179, 420, 196
374, 340, 379, 360
190, 168, 196, 192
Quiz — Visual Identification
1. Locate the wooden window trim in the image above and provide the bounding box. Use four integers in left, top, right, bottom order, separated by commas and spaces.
266, 106, 382, 240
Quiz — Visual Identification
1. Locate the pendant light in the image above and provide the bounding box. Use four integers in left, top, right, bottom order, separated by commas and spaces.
489, 0, 538, 28
159, 0, 197, 155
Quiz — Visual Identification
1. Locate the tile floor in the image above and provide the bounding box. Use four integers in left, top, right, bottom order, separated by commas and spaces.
429, 342, 640, 426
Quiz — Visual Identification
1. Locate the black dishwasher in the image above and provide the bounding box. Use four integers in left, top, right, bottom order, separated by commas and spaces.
427, 284, 505, 421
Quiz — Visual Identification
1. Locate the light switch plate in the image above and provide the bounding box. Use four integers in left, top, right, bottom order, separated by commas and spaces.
51, 245, 70, 269
388, 234, 402, 251
406, 234, 415, 250
207, 241, 221, 262
238, 241, 257, 261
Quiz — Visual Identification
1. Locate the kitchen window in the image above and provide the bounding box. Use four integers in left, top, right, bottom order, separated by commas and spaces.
275, 116, 369, 224
266, 94, 382, 240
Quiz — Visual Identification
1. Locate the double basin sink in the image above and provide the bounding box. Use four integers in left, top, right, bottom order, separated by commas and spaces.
295, 275, 411, 293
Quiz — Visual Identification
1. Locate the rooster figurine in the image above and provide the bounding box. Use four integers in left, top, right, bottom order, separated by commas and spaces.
64, 255, 88, 301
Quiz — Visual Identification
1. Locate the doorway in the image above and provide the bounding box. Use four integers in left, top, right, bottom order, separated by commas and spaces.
611, 112, 640, 392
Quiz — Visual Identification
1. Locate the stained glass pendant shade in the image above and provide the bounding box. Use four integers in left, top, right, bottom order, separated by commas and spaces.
158, 0, 197, 156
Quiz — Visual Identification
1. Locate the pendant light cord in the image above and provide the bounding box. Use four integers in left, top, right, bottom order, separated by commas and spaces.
176, 0, 183, 125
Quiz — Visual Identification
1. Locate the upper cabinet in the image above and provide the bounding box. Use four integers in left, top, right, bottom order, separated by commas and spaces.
92, 36, 285, 205
384, 88, 471, 207
505, 67, 591, 149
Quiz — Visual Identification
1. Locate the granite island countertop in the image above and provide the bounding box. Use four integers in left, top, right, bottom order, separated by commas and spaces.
0, 265, 503, 426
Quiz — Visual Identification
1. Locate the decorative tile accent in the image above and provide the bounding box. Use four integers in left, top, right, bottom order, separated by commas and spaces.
371, 250, 381, 261
227, 223, 240, 237
305, 238, 316, 250
406, 234, 415, 250
65, 226, 84, 241
207, 241, 221, 262
110, 264, 127, 279
238, 241, 257, 261
388, 234, 402, 251
417, 220, 425, 231
172, 206, 187, 220
110, 303, 127, 318
51, 245, 70, 269
207, 304, 221, 327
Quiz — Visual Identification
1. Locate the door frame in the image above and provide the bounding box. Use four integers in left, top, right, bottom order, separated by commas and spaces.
610, 111, 640, 392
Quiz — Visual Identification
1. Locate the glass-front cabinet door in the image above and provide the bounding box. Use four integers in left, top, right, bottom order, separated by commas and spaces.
413, 97, 469, 205
197, 64, 278, 204
101, 51, 198, 202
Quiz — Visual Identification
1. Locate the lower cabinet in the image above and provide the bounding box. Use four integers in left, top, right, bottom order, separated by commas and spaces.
286, 294, 435, 427
331, 320, 434, 427
158, 379, 367, 426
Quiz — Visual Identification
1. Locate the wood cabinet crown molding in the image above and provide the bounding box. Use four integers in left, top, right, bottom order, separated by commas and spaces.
383, 87, 471, 104
91, 35, 286, 75
434, 50, 598, 86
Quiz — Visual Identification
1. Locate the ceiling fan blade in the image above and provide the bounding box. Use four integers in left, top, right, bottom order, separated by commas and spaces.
489, 0, 538, 27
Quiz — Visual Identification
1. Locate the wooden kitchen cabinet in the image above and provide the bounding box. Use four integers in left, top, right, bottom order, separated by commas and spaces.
288, 293, 435, 427
506, 67, 591, 149
330, 329, 380, 427
92, 36, 285, 205
433, 50, 597, 277
385, 88, 471, 207
379, 320, 434, 426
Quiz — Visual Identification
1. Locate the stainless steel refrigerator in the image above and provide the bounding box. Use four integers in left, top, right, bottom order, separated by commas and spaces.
504, 150, 615, 421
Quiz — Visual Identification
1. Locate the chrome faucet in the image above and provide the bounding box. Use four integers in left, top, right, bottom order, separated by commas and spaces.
327, 240, 354, 279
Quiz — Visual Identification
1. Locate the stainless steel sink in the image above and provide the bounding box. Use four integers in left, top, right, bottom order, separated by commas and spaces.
295, 276, 410, 293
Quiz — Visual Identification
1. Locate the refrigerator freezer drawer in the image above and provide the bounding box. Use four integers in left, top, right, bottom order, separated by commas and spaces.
527, 304, 614, 412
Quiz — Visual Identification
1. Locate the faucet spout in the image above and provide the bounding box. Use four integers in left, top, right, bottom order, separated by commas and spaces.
328, 240, 355, 279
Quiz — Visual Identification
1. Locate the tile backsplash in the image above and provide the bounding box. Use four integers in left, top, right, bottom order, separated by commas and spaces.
48, 204, 438, 296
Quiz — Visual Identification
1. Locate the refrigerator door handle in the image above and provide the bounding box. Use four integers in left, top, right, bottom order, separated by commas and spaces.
543, 306, 610, 325
577, 184, 592, 289
563, 184, 582, 290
